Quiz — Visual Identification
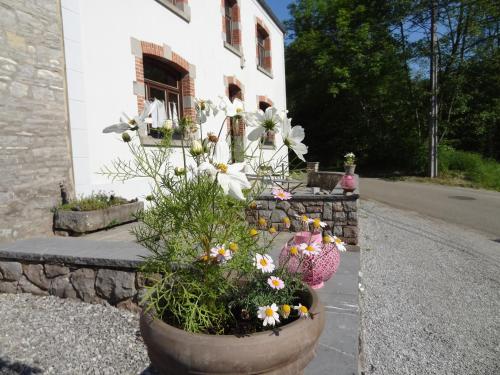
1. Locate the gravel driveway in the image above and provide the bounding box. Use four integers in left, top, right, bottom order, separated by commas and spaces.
0, 294, 151, 375
359, 200, 500, 375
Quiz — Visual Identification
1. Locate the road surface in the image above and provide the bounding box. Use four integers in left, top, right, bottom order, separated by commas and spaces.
359, 200, 500, 374
360, 178, 500, 240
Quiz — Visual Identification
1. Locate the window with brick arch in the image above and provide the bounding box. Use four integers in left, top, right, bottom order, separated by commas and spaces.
228, 83, 244, 162
259, 101, 275, 146
224, 0, 236, 45
257, 26, 269, 70
143, 55, 185, 138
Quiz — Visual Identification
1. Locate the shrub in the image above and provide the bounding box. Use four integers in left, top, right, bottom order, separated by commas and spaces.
58, 192, 129, 211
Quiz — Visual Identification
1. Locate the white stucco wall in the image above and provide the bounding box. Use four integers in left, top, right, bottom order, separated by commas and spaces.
62, 0, 287, 200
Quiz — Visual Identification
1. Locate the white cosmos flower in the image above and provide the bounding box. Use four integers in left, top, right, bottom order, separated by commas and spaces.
210, 245, 232, 263
103, 101, 152, 134
195, 98, 219, 124
197, 139, 251, 200
254, 253, 275, 273
299, 242, 322, 257
219, 96, 247, 119
332, 236, 347, 252
247, 106, 281, 142
294, 303, 310, 319
282, 117, 308, 162
267, 276, 285, 290
257, 303, 280, 326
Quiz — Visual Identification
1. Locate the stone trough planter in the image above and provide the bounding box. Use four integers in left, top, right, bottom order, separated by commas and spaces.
54, 201, 144, 236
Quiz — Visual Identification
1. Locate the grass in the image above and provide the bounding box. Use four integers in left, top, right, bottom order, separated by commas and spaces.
391, 146, 500, 192
58, 192, 129, 211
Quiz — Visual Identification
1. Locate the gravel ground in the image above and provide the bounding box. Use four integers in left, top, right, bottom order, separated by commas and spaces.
359, 200, 500, 375
0, 294, 151, 375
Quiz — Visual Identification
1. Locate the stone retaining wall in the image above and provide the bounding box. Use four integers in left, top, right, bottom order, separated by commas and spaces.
246, 194, 359, 245
0, 260, 145, 312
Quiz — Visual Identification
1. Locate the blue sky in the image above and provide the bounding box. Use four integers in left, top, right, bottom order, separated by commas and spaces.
266, 0, 293, 22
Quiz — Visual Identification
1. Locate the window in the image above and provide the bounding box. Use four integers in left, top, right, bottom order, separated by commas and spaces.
257, 27, 267, 69
224, 0, 235, 45
143, 55, 184, 138
155, 0, 190, 22
228, 84, 244, 162
259, 101, 274, 146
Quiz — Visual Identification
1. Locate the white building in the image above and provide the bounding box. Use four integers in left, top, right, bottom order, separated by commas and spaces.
61, 0, 288, 199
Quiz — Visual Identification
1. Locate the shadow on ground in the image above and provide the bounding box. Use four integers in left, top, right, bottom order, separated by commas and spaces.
0, 358, 42, 375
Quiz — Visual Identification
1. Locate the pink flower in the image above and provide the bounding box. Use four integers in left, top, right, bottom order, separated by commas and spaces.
267, 276, 285, 290
272, 188, 292, 201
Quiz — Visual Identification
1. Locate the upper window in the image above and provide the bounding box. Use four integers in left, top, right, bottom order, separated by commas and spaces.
143, 55, 184, 138
256, 23, 272, 75
155, 0, 191, 22
224, 0, 235, 45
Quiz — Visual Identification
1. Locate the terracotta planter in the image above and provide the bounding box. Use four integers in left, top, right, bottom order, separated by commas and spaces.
140, 286, 325, 375
344, 164, 356, 175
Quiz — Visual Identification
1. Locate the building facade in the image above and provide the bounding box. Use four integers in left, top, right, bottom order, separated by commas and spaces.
0, 0, 287, 242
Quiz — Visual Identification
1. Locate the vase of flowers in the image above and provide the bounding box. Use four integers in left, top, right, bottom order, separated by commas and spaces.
344, 152, 356, 175
102, 96, 322, 374
279, 217, 346, 289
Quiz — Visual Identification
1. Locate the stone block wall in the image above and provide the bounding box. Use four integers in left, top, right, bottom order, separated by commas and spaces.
0, 260, 146, 312
246, 195, 359, 245
0, 0, 73, 242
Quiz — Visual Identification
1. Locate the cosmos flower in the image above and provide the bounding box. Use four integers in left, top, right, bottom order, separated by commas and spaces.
282, 117, 308, 162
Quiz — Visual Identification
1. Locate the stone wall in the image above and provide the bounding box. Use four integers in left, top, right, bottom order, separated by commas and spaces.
246, 194, 359, 246
0, 260, 146, 312
0, 0, 73, 242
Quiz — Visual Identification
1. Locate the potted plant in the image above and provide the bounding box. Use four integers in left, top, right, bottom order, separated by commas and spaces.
102, 97, 323, 374
344, 152, 356, 175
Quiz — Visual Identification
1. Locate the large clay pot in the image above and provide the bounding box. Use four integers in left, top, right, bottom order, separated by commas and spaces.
279, 232, 341, 289
140, 286, 325, 375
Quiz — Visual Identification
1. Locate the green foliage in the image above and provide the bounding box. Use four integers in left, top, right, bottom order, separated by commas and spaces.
438, 145, 500, 191
58, 192, 128, 211
286, 0, 500, 173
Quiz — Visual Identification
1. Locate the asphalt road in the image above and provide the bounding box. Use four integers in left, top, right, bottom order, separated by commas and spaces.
360, 178, 500, 240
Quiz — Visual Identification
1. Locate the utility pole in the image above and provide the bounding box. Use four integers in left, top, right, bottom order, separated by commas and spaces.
429, 0, 439, 178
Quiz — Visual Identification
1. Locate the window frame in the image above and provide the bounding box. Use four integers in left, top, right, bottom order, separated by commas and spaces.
257, 28, 267, 70
224, 0, 234, 46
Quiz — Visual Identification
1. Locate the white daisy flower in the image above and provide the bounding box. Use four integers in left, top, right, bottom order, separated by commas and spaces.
294, 303, 310, 319
257, 303, 280, 327
197, 139, 251, 200
267, 276, 285, 290
281, 304, 291, 319
209, 245, 232, 263
299, 242, 322, 257
254, 253, 275, 273
332, 236, 347, 252
247, 106, 282, 142
282, 117, 308, 162
312, 218, 327, 230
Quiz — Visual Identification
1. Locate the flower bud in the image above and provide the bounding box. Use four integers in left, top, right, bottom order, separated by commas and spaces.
122, 132, 131, 142
190, 140, 204, 156
174, 167, 186, 176
163, 119, 173, 131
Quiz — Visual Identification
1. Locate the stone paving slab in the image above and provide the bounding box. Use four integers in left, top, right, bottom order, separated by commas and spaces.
0, 237, 148, 269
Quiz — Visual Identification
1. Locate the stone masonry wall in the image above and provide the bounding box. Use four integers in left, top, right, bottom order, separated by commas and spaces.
0, 0, 73, 242
246, 196, 359, 245
0, 260, 146, 312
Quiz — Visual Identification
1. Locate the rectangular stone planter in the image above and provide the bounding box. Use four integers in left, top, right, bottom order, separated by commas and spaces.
54, 201, 144, 235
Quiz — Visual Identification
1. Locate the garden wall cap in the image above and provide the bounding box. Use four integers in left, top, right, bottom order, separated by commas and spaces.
0, 238, 148, 270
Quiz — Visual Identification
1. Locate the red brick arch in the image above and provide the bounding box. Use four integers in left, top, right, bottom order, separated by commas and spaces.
131, 38, 196, 121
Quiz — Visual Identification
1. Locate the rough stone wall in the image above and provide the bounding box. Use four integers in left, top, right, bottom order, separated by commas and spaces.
0, 260, 146, 312
0, 0, 73, 242
246, 196, 359, 245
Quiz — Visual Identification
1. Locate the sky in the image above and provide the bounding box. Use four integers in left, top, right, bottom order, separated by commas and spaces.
266, 0, 293, 23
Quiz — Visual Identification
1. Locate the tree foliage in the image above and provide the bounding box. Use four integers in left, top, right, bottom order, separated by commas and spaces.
286, 0, 500, 172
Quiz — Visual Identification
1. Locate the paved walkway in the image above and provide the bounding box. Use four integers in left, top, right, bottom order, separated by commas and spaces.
361, 178, 500, 240
359, 200, 500, 374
